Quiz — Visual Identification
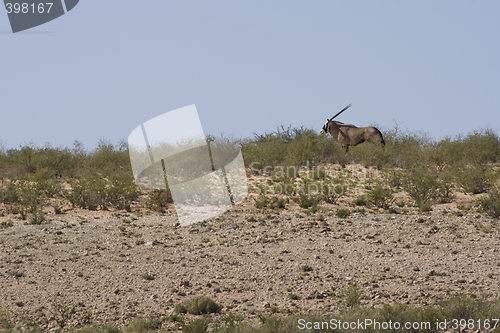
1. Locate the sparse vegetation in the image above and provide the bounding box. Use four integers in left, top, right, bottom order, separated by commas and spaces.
0, 127, 500, 332
0, 127, 498, 216
255, 195, 287, 210
2, 295, 496, 332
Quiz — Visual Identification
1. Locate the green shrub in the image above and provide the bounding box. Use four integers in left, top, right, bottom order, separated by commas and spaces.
222, 313, 245, 327
336, 208, 350, 218
401, 166, 442, 208
254, 195, 269, 209
0, 145, 76, 178
418, 201, 433, 212
368, 184, 393, 209
0, 140, 133, 181
319, 182, 343, 204
364, 128, 431, 169
479, 189, 500, 218
269, 306, 280, 313
0, 181, 19, 204
175, 296, 221, 315
349, 140, 389, 169
146, 189, 173, 213
8, 180, 52, 221
66, 175, 108, 210
0, 310, 13, 330
181, 318, 209, 333
269, 196, 287, 209
352, 195, 368, 206
52, 201, 64, 214
459, 130, 500, 166
455, 163, 489, 194
298, 194, 317, 209
29, 208, 46, 225
108, 174, 140, 211
436, 168, 455, 203
440, 295, 490, 320
242, 125, 345, 169
18, 180, 46, 208
125, 317, 163, 333
254, 194, 286, 210
51, 298, 76, 329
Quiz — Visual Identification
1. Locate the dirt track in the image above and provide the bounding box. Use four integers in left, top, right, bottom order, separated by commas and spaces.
1, 203, 499, 331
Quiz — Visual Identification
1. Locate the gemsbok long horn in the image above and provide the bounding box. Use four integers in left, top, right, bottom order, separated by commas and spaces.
329, 103, 352, 121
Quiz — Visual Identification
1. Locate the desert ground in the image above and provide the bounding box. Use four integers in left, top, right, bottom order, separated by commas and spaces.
1, 163, 499, 332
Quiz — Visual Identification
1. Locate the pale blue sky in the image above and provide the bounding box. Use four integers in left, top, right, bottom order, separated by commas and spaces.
1, 1, 499, 150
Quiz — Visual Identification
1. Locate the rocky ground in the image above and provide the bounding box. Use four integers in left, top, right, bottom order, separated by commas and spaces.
1, 199, 499, 331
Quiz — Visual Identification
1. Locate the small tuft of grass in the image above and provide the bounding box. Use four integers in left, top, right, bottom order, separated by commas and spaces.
0, 220, 14, 229
300, 265, 313, 272
345, 282, 361, 308
269, 306, 280, 313
141, 273, 155, 281
255, 195, 287, 210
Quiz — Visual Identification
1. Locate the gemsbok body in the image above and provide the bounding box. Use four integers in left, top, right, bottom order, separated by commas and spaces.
320, 104, 385, 152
